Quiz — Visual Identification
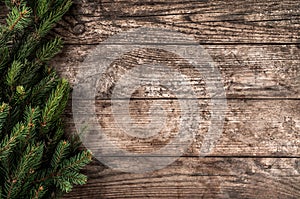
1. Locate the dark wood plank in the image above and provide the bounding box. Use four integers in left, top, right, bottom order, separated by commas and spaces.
1, 2, 299, 43
63, 157, 300, 198
51, 0, 300, 44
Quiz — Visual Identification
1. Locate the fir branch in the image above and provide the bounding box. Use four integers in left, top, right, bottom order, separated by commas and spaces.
36, 37, 63, 63
41, 79, 70, 131
36, 0, 72, 38
54, 178, 72, 193
36, 0, 49, 19
0, 123, 26, 160
0, 1, 92, 197
16, 60, 46, 86
51, 140, 70, 170
61, 171, 87, 186
16, 34, 38, 60
3, 0, 24, 8
23, 106, 40, 141
44, 125, 65, 154
32, 150, 92, 188
0, 47, 9, 72
33, 185, 45, 199
0, 103, 9, 133
28, 70, 58, 106
12, 85, 27, 104
6, 5, 31, 31
59, 150, 92, 172
6, 60, 23, 87
5, 143, 44, 199
31, 169, 56, 185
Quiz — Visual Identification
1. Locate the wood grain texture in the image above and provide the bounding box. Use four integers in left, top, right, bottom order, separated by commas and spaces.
52, 0, 300, 44
64, 99, 300, 157
52, 44, 300, 99
1, 0, 300, 198
55, 0, 299, 197
1, 1, 299, 44
64, 157, 300, 198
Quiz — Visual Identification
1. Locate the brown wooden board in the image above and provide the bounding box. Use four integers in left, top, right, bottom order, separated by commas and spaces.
64, 99, 300, 157
63, 157, 300, 198
52, 0, 300, 44
52, 44, 300, 99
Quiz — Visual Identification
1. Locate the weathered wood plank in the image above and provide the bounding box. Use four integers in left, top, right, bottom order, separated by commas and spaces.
53, 44, 300, 99
5, 2, 287, 44
51, 0, 300, 44
64, 99, 300, 156
51, 0, 300, 198
63, 157, 300, 198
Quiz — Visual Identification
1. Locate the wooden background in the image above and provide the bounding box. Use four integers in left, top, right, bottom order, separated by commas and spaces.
2, 0, 300, 198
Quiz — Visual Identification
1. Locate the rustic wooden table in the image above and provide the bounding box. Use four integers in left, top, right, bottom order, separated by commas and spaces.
58, 0, 299, 198
5, 0, 300, 198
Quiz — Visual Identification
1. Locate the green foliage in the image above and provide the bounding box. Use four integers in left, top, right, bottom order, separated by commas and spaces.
0, 0, 92, 198
37, 38, 63, 63
0, 103, 9, 132
0, 122, 27, 160
6, 61, 23, 87
7, 6, 31, 31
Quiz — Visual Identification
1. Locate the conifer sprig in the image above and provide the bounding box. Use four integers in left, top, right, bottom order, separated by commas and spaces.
0, 103, 9, 132
6, 5, 31, 31
0, 0, 92, 198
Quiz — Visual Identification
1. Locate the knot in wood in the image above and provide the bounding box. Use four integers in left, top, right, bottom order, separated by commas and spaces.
73, 23, 85, 35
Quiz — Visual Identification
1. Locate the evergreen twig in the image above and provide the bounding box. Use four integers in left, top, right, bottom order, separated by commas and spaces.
0, 0, 92, 198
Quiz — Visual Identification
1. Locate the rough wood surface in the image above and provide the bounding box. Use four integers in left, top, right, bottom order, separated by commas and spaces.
63, 157, 300, 198
56, 0, 299, 196
53, 0, 300, 44
63, 99, 300, 157
54, 44, 300, 99
1, 0, 300, 198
